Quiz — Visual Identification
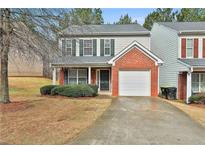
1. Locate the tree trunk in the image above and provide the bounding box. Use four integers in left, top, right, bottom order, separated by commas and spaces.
0, 9, 3, 93
42, 55, 51, 79
0, 9, 10, 103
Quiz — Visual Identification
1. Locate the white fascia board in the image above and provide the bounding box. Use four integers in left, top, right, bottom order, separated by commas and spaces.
177, 59, 191, 68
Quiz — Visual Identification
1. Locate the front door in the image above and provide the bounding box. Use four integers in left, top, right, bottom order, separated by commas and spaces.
100, 70, 109, 91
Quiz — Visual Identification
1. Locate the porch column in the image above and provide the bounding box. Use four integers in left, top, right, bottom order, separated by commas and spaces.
52, 67, 57, 85
88, 66, 91, 84
186, 72, 192, 103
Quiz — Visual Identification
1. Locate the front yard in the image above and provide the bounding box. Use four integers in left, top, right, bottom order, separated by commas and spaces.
0, 77, 112, 144
162, 99, 205, 127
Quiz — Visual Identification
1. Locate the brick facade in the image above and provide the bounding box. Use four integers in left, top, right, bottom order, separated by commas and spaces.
178, 72, 187, 100
91, 68, 96, 84
59, 68, 64, 85
112, 47, 159, 96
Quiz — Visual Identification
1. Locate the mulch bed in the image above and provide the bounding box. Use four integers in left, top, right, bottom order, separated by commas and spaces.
190, 103, 205, 109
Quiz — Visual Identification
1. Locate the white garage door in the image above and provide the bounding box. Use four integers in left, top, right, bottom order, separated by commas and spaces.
119, 70, 151, 96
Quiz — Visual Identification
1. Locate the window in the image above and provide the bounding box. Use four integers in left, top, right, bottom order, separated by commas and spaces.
192, 73, 205, 93
68, 69, 77, 84
186, 38, 194, 58
84, 40, 93, 56
62, 39, 72, 56
192, 74, 199, 92
201, 74, 205, 92
66, 40, 72, 56
78, 69, 87, 84
104, 39, 111, 56
67, 69, 87, 84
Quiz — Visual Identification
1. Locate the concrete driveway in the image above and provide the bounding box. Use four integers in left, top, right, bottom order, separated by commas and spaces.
70, 97, 205, 144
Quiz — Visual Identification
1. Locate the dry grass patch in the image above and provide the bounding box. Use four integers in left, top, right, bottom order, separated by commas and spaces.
0, 77, 112, 144
161, 98, 205, 127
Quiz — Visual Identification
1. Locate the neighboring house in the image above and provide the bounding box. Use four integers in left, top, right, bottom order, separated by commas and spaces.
51, 24, 163, 96
151, 22, 205, 102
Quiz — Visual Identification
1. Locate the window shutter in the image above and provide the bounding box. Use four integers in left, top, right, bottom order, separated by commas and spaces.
72, 39, 76, 56
111, 39, 115, 56
93, 39, 97, 56
203, 39, 205, 58
79, 39, 83, 56
62, 39, 66, 56
194, 38, 199, 58
100, 39, 104, 56
181, 38, 186, 58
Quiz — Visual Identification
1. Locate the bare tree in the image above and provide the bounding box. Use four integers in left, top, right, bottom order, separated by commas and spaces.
0, 9, 11, 103
0, 8, 66, 103
0, 8, 98, 103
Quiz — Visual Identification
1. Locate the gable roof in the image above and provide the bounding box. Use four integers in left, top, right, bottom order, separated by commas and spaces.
157, 22, 205, 35
108, 41, 163, 65
60, 24, 150, 36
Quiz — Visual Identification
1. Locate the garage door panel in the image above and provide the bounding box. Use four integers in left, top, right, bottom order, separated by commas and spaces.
119, 71, 151, 96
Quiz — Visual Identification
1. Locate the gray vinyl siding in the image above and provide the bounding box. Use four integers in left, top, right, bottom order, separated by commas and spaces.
59, 36, 150, 56
151, 23, 189, 90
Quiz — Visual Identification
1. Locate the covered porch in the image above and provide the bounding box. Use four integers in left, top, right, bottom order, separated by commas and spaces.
178, 68, 205, 103
51, 56, 113, 93
178, 59, 205, 103
52, 66, 112, 93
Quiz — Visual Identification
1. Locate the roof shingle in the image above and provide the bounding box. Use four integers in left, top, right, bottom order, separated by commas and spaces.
178, 58, 205, 67
60, 24, 150, 36
51, 56, 113, 66
157, 22, 205, 34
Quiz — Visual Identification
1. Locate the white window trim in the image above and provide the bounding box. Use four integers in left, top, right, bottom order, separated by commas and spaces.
67, 68, 88, 84
192, 73, 205, 93
186, 38, 194, 59
104, 39, 111, 56
83, 39, 93, 56
66, 39, 72, 56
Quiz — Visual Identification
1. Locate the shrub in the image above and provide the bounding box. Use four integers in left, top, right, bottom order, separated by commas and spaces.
189, 94, 205, 103
50, 84, 96, 97
40, 85, 59, 95
51, 86, 64, 95
88, 84, 98, 96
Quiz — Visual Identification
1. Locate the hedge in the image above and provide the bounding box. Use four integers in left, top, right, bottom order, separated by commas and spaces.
50, 84, 98, 97
88, 84, 98, 96
40, 85, 59, 95
189, 94, 205, 104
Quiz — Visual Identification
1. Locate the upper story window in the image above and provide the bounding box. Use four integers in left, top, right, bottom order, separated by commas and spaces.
186, 38, 194, 58
62, 39, 72, 56
66, 40, 72, 56
104, 39, 111, 56
83, 40, 93, 56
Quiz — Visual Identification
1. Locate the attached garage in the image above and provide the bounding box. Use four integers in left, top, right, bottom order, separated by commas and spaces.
119, 70, 151, 96
109, 41, 163, 97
